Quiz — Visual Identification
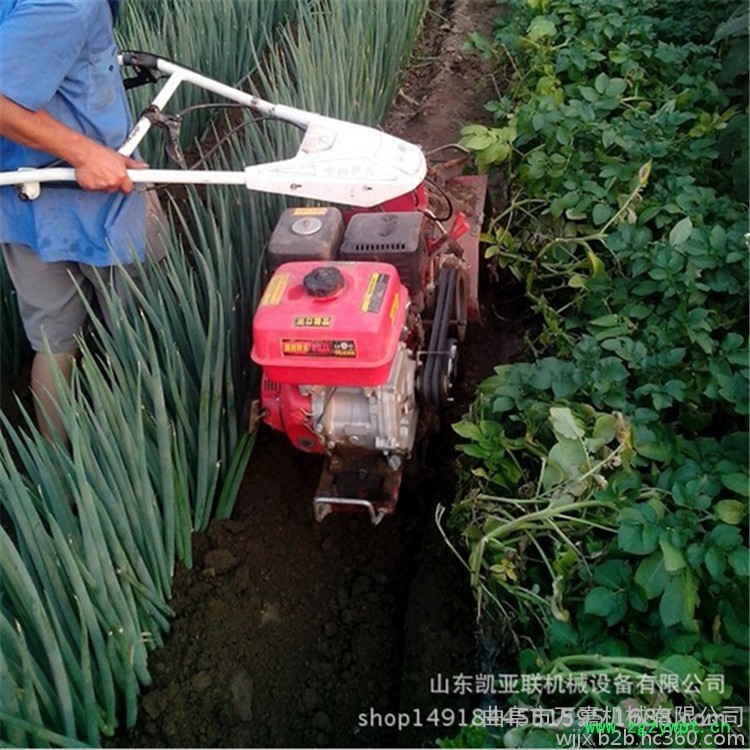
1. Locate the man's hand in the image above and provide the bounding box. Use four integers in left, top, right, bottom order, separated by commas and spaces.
73, 143, 148, 193
0, 94, 147, 193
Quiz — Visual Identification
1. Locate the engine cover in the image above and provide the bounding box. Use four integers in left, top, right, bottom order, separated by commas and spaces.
308, 343, 417, 453
339, 212, 426, 302
251, 260, 409, 387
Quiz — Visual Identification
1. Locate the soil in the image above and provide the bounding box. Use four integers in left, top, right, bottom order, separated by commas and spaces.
115, 0, 531, 747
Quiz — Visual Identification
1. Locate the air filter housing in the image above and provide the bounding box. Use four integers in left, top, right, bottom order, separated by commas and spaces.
339, 212, 426, 305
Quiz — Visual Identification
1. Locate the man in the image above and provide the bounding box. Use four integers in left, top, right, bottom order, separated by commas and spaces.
0, 0, 164, 439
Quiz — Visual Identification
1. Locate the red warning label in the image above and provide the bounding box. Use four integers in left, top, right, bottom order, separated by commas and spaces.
281, 339, 357, 357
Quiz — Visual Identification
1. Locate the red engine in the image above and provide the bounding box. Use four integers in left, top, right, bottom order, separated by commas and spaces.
250, 171, 486, 523
253, 258, 412, 455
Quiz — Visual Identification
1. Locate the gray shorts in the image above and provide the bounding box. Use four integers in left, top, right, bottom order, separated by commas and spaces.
2, 191, 169, 354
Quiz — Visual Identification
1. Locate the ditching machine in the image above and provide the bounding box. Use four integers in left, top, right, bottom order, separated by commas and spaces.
0, 52, 486, 523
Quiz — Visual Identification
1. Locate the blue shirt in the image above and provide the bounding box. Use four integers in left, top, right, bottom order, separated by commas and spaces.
0, 0, 146, 265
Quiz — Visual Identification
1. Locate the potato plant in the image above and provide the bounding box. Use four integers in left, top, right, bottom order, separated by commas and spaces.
446, 0, 748, 745
0, 1, 429, 745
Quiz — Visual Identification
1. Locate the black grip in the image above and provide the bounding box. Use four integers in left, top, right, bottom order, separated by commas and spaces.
121, 51, 161, 70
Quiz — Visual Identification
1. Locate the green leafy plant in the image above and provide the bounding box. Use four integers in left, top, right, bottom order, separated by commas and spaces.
446, 401, 631, 633
0, 1, 430, 745
447, 1, 749, 745
445, 365, 748, 737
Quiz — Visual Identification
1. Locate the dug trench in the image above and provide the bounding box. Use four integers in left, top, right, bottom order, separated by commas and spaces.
124, 268, 531, 750
123, 0, 532, 746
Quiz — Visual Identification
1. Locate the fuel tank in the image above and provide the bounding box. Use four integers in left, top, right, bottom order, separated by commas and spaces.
251, 261, 409, 386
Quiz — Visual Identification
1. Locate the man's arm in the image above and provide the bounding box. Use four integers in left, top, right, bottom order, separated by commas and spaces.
0, 94, 147, 193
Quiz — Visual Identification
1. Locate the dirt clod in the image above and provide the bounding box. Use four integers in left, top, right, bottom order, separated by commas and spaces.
141, 691, 167, 721
203, 548, 241, 576
191, 670, 213, 692
230, 670, 254, 722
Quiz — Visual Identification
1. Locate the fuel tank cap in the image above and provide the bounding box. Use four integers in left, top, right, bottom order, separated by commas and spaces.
303, 266, 345, 297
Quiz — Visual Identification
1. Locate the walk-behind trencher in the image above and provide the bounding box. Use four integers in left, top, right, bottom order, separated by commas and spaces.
0, 53, 487, 524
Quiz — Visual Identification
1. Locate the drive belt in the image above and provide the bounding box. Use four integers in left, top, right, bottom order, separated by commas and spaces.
421, 265, 457, 406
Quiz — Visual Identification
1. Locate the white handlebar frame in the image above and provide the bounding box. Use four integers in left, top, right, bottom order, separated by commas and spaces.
0, 54, 427, 207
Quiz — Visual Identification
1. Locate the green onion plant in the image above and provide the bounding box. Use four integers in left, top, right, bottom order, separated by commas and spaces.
116, 0, 298, 163
0, 0, 429, 744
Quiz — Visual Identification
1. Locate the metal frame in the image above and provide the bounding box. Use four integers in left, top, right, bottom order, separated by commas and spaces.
0, 52, 427, 208
313, 497, 388, 526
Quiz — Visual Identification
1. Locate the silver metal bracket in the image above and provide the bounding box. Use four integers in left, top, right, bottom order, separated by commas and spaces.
314, 497, 387, 525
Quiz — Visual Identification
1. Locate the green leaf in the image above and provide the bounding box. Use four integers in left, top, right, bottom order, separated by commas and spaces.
709, 224, 727, 251
527, 16, 556, 41
532, 112, 547, 131
659, 534, 686, 571
556, 127, 571, 146
659, 570, 698, 629
458, 444, 489, 459
715, 500, 746, 525
628, 585, 648, 612
633, 424, 672, 461
700, 677, 727, 707
721, 601, 749, 647
664, 380, 686, 401
618, 506, 660, 555
568, 274, 587, 288
522, 729, 559, 748
586, 248, 606, 276
710, 524, 743, 551
548, 619, 579, 652
579, 85, 599, 102
634, 553, 668, 599
478, 140, 512, 166
589, 314, 620, 328
549, 407, 585, 440
728, 547, 749, 577
493, 395, 516, 412
543, 439, 588, 488
584, 586, 619, 616
452, 420, 483, 441
602, 129, 617, 148
605, 78, 627, 98
712, 13, 750, 43
460, 124, 488, 137
594, 73, 609, 94
704, 547, 726, 580
593, 414, 617, 442
669, 217, 693, 245
596, 357, 629, 383
462, 134, 494, 150
592, 203, 614, 226
588, 413, 618, 450
721, 473, 749, 497
593, 559, 632, 589
659, 654, 703, 682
